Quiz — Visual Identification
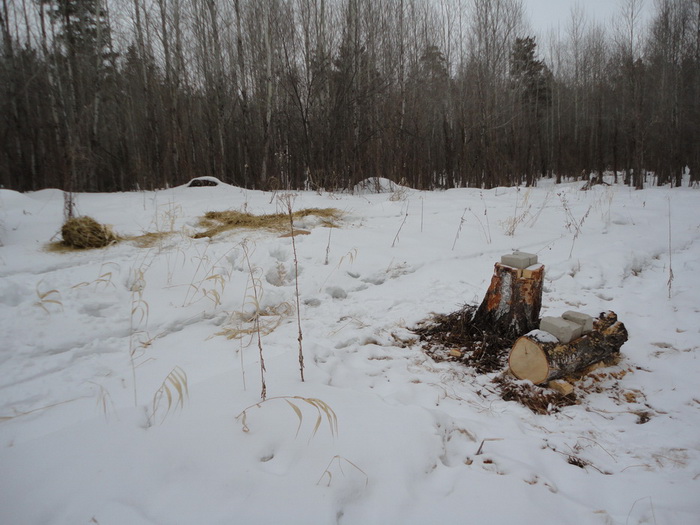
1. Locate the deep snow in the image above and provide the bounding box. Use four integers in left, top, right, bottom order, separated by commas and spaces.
1, 179, 699, 524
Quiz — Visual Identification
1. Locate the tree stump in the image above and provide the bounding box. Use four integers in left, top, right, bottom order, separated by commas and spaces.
508, 311, 628, 384
472, 262, 544, 338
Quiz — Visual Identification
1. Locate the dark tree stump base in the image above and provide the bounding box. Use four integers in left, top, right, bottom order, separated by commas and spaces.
471, 262, 544, 338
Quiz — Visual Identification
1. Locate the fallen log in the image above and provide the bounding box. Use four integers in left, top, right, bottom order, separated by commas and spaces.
508, 311, 628, 384
472, 261, 544, 338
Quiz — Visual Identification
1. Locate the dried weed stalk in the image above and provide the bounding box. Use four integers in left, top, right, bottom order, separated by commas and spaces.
236, 396, 338, 439
150, 366, 189, 425
391, 202, 409, 247
34, 281, 63, 314
72, 268, 116, 291
88, 381, 116, 421
129, 266, 150, 406
182, 242, 235, 308
317, 455, 368, 488
278, 193, 305, 382
558, 191, 592, 258
501, 187, 532, 236
241, 241, 267, 400
667, 197, 674, 298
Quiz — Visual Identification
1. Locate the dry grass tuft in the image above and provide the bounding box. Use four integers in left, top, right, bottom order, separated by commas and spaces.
150, 366, 189, 424
216, 302, 294, 340
60, 216, 120, 249
48, 228, 172, 252
236, 396, 338, 439
34, 282, 63, 313
317, 455, 369, 487
193, 208, 341, 238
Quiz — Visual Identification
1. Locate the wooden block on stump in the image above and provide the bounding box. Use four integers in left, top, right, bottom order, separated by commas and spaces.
508, 312, 628, 384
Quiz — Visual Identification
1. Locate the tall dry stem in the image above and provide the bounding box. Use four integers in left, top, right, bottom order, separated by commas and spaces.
128, 266, 149, 406
667, 197, 674, 298
279, 194, 305, 382
242, 241, 266, 400
392, 202, 409, 247
452, 208, 468, 250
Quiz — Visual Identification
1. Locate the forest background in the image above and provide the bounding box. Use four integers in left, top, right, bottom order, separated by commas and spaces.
1, 0, 699, 193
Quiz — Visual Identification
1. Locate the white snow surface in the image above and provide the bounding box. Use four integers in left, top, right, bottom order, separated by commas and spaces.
1, 180, 699, 524
525, 329, 561, 344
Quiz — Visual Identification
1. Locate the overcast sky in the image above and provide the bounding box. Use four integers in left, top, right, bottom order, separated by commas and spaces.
524, 0, 653, 35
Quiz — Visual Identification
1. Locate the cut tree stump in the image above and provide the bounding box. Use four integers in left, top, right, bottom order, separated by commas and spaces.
472, 262, 544, 338
508, 311, 628, 384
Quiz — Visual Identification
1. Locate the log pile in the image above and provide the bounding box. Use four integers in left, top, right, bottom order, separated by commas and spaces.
416, 252, 630, 398
508, 311, 628, 385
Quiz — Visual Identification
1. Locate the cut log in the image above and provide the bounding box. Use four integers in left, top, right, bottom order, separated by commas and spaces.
508, 311, 628, 384
472, 262, 544, 338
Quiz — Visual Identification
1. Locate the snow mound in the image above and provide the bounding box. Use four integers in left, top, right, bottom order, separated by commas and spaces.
0, 189, 32, 207
186, 176, 224, 187
354, 177, 400, 194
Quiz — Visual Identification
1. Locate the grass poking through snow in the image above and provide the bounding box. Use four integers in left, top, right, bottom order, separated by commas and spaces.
193, 208, 342, 239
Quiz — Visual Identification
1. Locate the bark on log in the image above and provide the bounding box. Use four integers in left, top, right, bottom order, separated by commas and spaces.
472, 262, 544, 338
508, 311, 628, 384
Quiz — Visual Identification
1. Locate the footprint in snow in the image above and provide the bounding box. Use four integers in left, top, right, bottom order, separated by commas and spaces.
326, 286, 347, 299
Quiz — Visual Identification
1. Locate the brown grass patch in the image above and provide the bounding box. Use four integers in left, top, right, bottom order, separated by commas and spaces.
48, 220, 176, 252
59, 216, 120, 249
193, 208, 341, 239
128, 231, 173, 248
279, 229, 311, 238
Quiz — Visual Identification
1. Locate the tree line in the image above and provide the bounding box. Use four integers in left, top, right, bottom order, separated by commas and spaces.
1, 0, 699, 193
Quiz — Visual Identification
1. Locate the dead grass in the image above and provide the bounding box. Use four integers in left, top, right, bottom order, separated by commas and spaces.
129, 231, 173, 248
47, 229, 173, 252
48, 216, 174, 252
48, 208, 341, 251
215, 302, 294, 340
52, 216, 121, 250
193, 208, 342, 239
236, 396, 338, 439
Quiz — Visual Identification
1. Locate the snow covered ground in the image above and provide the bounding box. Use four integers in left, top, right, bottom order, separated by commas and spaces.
1, 178, 699, 524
